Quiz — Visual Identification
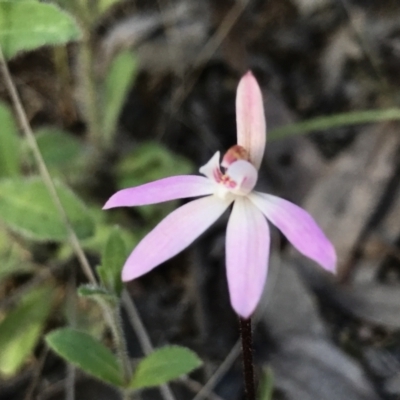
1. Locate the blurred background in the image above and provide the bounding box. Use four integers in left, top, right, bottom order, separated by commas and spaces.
2, 0, 400, 399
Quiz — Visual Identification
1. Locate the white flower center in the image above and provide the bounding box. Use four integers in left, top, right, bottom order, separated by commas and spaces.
199, 149, 258, 199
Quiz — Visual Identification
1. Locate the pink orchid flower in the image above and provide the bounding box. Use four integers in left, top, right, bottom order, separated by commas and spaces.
103, 71, 336, 319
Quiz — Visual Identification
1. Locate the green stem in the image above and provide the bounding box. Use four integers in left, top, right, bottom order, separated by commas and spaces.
269, 108, 400, 140
79, 33, 103, 146
99, 300, 132, 384
72, 0, 103, 147
122, 390, 132, 400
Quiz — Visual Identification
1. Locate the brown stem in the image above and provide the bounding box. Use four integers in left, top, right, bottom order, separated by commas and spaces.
239, 317, 255, 400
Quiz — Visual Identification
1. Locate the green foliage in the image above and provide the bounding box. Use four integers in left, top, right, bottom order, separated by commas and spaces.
0, 285, 54, 376
0, 1, 81, 59
0, 102, 19, 178
57, 207, 139, 261
269, 108, 400, 139
30, 127, 83, 171
117, 142, 193, 189
97, 227, 127, 296
77, 282, 118, 307
0, 228, 34, 282
46, 328, 124, 386
129, 346, 202, 389
77, 284, 113, 299
98, 0, 123, 15
104, 51, 137, 142
117, 142, 194, 220
258, 367, 274, 400
0, 177, 94, 241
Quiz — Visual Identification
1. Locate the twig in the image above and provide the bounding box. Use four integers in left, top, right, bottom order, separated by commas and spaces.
338, 0, 391, 97
23, 348, 49, 400
191, 342, 241, 400
160, 0, 250, 139
0, 264, 60, 310
121, 290, 154, 355
181, 377, 225, 400
192, 0, 250, 71
65, 274, 77, 400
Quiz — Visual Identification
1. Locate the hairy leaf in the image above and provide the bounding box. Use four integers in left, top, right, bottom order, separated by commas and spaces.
46, 328, 124, 387
0, 285, 54, 376
0, 1, 81, 59
0, 177, 94, 241
0, 103, 19, 177
130, 346, 202, 389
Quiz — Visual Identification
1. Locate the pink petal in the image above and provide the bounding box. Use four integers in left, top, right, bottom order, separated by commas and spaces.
103, 176, 214, 209
249, 192, 336, 273
236, 71, 266, 170
226, 160, 258, 195
226, 197, 270, 318
199, 152, 222, 183
122, 195, 232, 281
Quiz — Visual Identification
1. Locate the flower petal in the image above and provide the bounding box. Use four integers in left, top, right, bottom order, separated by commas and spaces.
103, 176, 215, 209
249, 192, 336, 272
226, 197, 270, 318
236, 71, 266, 170
122, 196, 232, 281
199, 152, 221, 183
226, 160, 258, 196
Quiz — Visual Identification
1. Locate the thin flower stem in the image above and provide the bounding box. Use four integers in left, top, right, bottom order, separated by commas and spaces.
121, 290, 153, 354
65, 275, 77, 400
122, 390, 132, 400
191, 342, 241, 400
0, 45, 176, 400
0, 46, 97, 285
158, 0, 250, 140
239, 318, 255, 400
192, 255, 282, 400
99, 300, 132, 383
72, 0, 103, 147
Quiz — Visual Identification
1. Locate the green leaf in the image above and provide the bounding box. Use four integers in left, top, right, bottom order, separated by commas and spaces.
46, 328, 124, 387
30, 127, 83, 170
0, 177, 95, 241
0, 102, 19, 178
0, 285, 54, 376
269, 108, 400, 140
98, 0, 123, 15
130, 346, 202, 389
103, 51, 137, 141
57, 207, 139, 261
258, 367, 274, 400
0, 228, 34, 282
78, 284, 111, 297
0, 1, 81, 59
98, 227, 127, 295
77, 284, 115, 303
117, 142, 193, 221
117, 142, 193, 189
